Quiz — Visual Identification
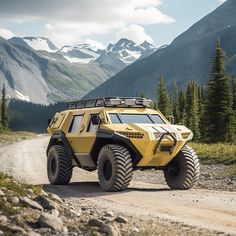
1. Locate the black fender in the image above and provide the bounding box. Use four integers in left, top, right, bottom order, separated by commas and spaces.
46, 131, 74, 160
90, 129, 142, 166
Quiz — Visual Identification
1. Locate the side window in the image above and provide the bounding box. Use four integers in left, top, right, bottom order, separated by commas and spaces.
68, 115, 83, 133
87, 114, 99, 133
151, 114, 165, 124
109, 113, 121, 124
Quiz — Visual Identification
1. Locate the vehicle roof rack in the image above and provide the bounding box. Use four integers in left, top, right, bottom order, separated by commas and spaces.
67, 97, 152, 110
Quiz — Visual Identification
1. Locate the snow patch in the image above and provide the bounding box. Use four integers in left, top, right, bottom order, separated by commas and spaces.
43, 55, 57, 61
64, 56, 94, 64
23, 38, 57, 53
125, 50, 141, 60
15, 90, 30, 102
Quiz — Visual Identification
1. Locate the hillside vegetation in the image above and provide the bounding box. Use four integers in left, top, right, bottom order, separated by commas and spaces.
190, 143, 236, 176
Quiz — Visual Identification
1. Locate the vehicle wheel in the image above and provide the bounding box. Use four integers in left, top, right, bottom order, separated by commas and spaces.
47, 145, 73, 185
164, 145, 200, 190
98, 144, 133, 192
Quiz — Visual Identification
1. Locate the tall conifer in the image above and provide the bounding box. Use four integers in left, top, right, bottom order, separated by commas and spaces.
204, 40, 236, 143
157, 75, 171, 117
1, 84, 10, 131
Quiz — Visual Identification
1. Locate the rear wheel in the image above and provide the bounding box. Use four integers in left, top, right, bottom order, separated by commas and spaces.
47, 145, 73, 185
164, 145, 200, 190
98, 144, 133, 192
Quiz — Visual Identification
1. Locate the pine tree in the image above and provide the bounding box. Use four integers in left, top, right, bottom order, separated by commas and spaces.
157, 75, 171, 117
232, 76, 236, 113
172, 81, 179, 123
199, 86, 206, 139
203, 40, 236, 143
178, 89, 186, 125
1, 84, 10, 131
151, 101, 158, 110
185, 81, 200, 140
173, 81, 178, 103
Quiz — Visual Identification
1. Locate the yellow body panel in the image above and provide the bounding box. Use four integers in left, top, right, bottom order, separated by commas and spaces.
48, 106, 193, 167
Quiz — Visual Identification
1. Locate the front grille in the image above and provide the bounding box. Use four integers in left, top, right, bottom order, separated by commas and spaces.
117, 132, 144, 139
160, 145, 173, 152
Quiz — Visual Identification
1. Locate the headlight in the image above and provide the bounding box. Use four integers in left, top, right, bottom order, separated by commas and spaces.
181, 132, 190, 139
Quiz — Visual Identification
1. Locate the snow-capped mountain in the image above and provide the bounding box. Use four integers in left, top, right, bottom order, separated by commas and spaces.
105, 38, 156, 64
57, 44, 103, 63
23, 37, 58, 52
0, 37, 123, 105
9, 36, 156, 65
57, 38, 157, 65
9, 37, 58, 53
1, 36, 156, 104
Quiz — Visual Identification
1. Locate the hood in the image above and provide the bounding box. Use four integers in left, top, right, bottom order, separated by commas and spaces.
102, 123, 193, 141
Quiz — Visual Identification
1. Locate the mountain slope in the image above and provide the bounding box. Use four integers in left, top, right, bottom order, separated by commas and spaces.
85, 0, 236, 99
0, 37, 157, 104
0, 37, 120, 104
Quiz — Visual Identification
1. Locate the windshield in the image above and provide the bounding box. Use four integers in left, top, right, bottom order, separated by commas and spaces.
109, 113, 165, 124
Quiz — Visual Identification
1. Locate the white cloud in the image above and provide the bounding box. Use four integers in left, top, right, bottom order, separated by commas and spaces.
0, 28, 14, 39
45, 22, 124, 47
84, 39, 105, 49
116, 25, 153, 44
0, 0, 175, 46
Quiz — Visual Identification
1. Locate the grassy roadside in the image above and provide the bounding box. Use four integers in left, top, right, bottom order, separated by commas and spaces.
0, 131, 37, 146
190, 143, 236, 176
0, 172, 42, 226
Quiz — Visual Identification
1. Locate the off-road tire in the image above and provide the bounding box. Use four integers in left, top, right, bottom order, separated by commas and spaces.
164, 145, 200, 190
47, 145, 73, 185
98, 144, 133, 192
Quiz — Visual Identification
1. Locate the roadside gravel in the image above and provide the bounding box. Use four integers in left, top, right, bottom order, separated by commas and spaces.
133, 163, 236, 191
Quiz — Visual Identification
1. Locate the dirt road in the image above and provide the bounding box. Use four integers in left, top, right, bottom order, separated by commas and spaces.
0, 136, 235, 235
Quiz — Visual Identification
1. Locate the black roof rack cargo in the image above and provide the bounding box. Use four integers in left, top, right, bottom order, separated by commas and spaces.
67, 97, 152, 110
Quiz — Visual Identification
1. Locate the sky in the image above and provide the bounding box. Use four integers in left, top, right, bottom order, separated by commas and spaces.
0, 0, 226, 49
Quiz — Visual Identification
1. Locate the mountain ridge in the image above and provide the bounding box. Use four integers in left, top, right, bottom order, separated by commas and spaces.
0, 36, 156, 104
84, 0, 236, 99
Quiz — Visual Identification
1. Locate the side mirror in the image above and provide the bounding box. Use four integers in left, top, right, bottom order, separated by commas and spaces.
91, 115, 100, 125
168, 115, 175, 124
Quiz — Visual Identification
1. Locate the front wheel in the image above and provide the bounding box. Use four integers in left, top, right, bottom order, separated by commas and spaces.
164, 145, 200, 190
47, 145, 73, 185
98, 144, 133, 192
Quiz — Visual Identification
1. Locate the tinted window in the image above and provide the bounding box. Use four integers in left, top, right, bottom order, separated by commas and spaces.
120, 114, 153, 124
109, 114, 121, 124
151, 114, 165, 124
87, 114, 99, 132
69, 115, 83, 133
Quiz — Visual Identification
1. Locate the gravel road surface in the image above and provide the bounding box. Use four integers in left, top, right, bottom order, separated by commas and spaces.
0, 136, 235, 235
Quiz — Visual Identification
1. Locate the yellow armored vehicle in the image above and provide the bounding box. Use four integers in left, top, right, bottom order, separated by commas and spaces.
47, 97, 200, 191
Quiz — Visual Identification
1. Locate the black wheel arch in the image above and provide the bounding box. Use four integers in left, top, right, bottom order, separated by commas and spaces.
46, 131, 75, 160
47, 130, 143, 170
90, 129, 142, 167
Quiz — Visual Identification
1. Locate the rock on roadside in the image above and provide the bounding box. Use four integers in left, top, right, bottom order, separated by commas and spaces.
38, 212, 65, 232
35, 195, 60, 210
101, 224, 121, 236
114, 216, 128, 224
20, 197, 43, 211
